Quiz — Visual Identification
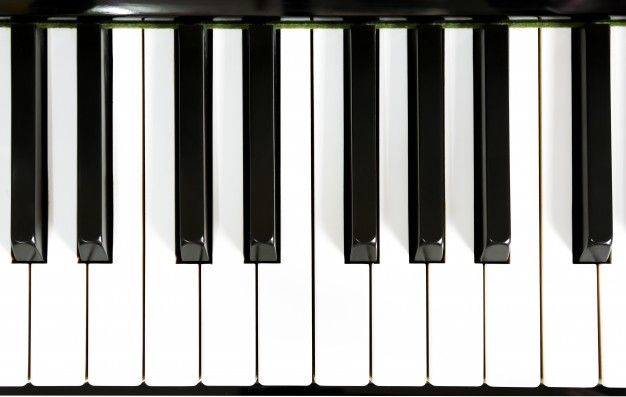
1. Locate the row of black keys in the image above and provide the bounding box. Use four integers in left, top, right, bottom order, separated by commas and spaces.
10, 22, 612, 265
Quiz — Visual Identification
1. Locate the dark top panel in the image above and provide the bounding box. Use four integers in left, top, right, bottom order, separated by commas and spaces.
0, 0, 624, 18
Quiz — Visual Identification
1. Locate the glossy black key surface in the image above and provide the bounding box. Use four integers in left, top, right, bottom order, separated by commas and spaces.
243, 25, 279, 263
344, 26, 379, 263
408, 26, 445, 263
176, 25, 212, 263
11, 25, 47, 263
77, 24, 113, 263
572, 24, 612, 264
473, 25, 511, 264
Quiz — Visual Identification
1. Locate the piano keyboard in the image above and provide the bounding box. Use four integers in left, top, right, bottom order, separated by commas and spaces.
0, 18, 625, 393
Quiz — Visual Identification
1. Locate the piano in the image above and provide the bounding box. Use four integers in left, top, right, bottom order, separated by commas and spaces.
0, 0, 624, 394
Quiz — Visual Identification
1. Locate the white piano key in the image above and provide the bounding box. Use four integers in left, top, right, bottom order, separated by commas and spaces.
484, 27, 541, 388
144, 28, 199, 386
600, 25, 626, 388
201, 28, 256, 386
313, 29, 370, 386
0, 27, 29, 387
371, 28, 426, 387
30, 28, 86, 386
88, 29, 143, 386
540, 27, 599, 388
428, 28, 483, 387
257, 28, 312, 386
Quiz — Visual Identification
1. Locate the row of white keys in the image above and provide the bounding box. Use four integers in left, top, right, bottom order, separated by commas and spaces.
4, 24, 623, 389
428, 28, 483, 387
257, 28, 313, 386
144, 28, 200, 386
372, 26, 542, 388
484, 27, 541, 387
137, 27, 314, 387
0, 27, 29, 387
88, 29, 144, 386
371, 28, 426, 387
601, 25, 626, 388
0, 27, 145, 387
202, 28, 255, 386
540, 27, 599, 387
313, 29, 370, 386
30, 28, 86, 386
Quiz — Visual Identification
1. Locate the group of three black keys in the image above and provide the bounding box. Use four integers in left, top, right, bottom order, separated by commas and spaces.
9, 21, 612, 267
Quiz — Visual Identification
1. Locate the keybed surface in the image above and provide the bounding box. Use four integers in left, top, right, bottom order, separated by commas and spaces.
0, 0, 625, 17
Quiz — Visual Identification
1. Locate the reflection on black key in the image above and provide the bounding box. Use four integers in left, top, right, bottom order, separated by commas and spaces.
176, 25, 212, 263
473, 25, 511, 264
344, 25, 379, 263
408, 26, 445, 263
11, 24, 47, 263
243, 25, 279, 263
77, 24, 112, 263
572, 24, 612, 264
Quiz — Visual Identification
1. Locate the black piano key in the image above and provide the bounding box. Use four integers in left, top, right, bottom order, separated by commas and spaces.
11, 24, 47, 263
243, 25, 280, 263
175, 25, 212, 263
344, 26, 379, 264
77, 24, 113, 263
408, 26, 445, 263
572, 24, 612, 264
473, 25, 511, 264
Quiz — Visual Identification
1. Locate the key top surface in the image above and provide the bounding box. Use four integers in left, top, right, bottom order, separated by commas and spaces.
572, 24, 613, 264
599, 25, 626, 388
30, 28, 86, 386
176, 24, 212, 264
313, 29, 370, 386
344, 25, 379, 264
0, 27, 29, 387
541, 27, 599, 388
257, 27, 313, 386
428, 28, 483, 387
484, 26, 541, 387
11, 24, 47, 263
77, 24, 112, 263
371, 27, 427, 387
144, 28, 200, 386
88, 28, 143, 386
244, 25, 279, 263
408, 25, 445, 264
473, 25, 511, 264
202, 28, 256, 386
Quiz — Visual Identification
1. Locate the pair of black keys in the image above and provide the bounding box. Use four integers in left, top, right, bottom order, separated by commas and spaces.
11, 24, 112, 264
10, 22, 612, 265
